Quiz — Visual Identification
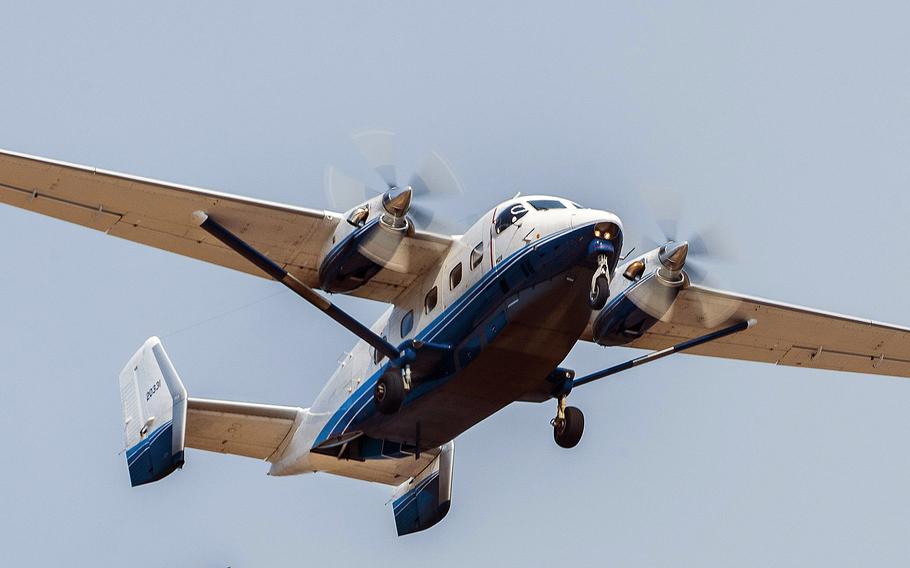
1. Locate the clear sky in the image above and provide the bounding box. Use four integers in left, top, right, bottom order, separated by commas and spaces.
2, 2, 910, 566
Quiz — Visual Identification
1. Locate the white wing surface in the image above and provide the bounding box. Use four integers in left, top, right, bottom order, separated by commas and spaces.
596, 284, 910, 378
0, 149, 451, 303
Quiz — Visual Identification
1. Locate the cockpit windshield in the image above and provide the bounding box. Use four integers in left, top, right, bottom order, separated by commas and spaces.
494, 202, 529, 234
528, 199, 567, 211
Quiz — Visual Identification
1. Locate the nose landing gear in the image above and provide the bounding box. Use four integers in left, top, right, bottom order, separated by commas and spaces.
588, 253, 612, 310
551, 395, 585, 448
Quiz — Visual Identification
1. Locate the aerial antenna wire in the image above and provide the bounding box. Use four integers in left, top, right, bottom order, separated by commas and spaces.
161, 289, 288, 339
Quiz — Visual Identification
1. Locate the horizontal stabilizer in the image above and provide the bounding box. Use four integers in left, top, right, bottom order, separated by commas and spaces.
119, 337, 187, 487
391, 441, 454, 536
186, 398, 305, 461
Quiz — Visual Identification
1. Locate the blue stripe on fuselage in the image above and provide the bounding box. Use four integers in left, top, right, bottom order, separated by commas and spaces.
313, 223, 597, 447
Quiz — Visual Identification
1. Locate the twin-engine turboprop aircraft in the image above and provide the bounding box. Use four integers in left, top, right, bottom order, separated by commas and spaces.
2, 133, 910, 536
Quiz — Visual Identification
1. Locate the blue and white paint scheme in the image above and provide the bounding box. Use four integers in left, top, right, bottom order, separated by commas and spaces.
391, 441, 454, 536
119, 337, 187, 487
4, 145, 910, 536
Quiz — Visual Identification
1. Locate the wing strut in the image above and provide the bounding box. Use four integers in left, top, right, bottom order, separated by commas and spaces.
549, 318, 758, 448
573, 318, 758, 388
193, 211, 400, 360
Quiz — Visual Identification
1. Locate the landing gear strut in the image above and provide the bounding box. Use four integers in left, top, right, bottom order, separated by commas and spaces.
548, 320, 760, 448
551, 395, 584, 448
588, 253, 611, 310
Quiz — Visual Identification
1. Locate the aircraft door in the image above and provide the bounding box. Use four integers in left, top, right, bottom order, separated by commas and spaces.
491, 202, 528, 265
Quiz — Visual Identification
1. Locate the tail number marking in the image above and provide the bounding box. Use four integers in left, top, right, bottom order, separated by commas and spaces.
146, 379, 161, 401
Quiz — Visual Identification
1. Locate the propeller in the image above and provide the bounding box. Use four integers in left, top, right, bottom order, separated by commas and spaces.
352, 129, 397, 189
634, 187, 735, 287
323, 166, 381, 211
324, 130, 465, 272
624, 188, 741, 327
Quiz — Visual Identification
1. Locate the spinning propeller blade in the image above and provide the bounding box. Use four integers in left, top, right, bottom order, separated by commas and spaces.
352, 129, 397, 189
623, 188, 741, 327
324, 130, 466, 272
631, 187, 738, 286
323, 165, 381, 211
409, 151, 464, 199
407, 151, 465, 234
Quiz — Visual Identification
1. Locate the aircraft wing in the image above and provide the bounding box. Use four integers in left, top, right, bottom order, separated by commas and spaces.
592, 284, 910, 378
0, 149, 451, 303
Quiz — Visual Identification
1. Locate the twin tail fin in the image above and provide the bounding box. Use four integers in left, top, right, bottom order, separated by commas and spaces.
118, 337, 188, 487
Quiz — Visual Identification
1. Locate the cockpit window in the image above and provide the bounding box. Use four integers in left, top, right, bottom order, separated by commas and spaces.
528, 199, 566, 211
571, 202, 584, 209
494, 203, 529, 234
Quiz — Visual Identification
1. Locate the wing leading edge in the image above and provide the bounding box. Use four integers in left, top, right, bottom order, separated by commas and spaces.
604, 284, 910, 378
0, 148, 452, 303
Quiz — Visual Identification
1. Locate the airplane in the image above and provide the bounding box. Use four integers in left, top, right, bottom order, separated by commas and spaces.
2, 132, 909, 536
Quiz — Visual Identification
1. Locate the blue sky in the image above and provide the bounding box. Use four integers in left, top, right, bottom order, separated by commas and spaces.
2, 2, 910, 566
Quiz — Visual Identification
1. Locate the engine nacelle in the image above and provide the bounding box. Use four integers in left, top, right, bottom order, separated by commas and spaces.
318, 219, 386, 293
318, 189, 412, 293
591, 245, 684, 346
591, 290, 664, 346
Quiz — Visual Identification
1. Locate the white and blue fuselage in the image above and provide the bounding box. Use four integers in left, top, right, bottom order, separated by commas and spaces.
268, 195, 621, 480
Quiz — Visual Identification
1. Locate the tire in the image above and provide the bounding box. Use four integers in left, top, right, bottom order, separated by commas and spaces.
374, 373, 405, 415
589, 275, 609, 310
554, 406, 584, 448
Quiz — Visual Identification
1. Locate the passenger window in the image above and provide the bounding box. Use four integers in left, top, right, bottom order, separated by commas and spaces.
425, 286, 438, 313
470, 242, 484, 270
400, 310, 414, 338
449, 263, 463, 289
494, 203, 529, 234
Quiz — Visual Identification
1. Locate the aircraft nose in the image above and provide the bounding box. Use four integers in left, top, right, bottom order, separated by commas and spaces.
659, 241, 688, 271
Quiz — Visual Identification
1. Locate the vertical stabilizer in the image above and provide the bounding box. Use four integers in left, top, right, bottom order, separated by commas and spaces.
391, 441, 455, 536
119, 337, 188, 487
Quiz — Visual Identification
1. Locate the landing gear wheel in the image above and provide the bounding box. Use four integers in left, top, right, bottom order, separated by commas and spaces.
553, 406, 584, 448
589, 275, 610, 310
374, 374, 405, 414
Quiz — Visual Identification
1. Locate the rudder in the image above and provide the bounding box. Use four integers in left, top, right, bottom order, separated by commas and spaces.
391, 441, 455, 536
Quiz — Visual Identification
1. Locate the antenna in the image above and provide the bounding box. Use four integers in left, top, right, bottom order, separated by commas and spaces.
619, 247, 636, 261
